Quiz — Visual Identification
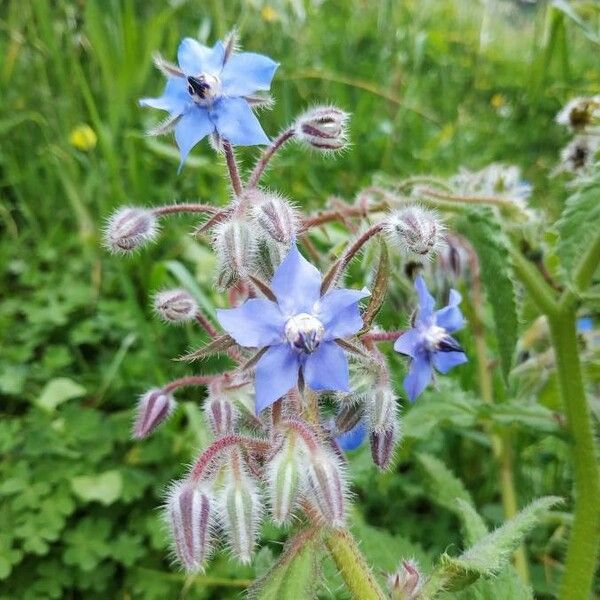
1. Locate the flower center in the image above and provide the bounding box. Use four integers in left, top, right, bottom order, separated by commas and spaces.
422, 324, 463, 353
187, 74, 221, 105
284, 313, 325, 354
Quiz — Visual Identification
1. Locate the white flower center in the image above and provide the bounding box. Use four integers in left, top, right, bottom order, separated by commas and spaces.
422, 324, 447, 351
187, 74, 221, 106
284, 313, 325, 354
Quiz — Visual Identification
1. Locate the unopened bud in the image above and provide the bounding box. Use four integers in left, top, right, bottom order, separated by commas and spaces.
213, 219, 256, 289
306, 449, 347, 526
166, 480, 213, 572
204, 395, 237, 437
295, 106, 349, 151
556, 96, 600, 131
383, 207, 443, 259
220, 473, 262, 564
153, 289, 198, 323
366, 384, 397, 433
388, 560, 423, 600
104, 207, 158, 253
254, 237, 286, 280
251, 191, 298, 245
133, 388, 176, 439
335, 403, 364, 434
267, 436, 304, 525
370, 421, 397, 470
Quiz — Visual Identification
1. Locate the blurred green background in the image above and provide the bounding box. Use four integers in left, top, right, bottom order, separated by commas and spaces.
1, 0, 599, 598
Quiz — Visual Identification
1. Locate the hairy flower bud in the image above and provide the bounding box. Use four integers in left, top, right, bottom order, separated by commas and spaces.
133, 388, 176, 439
254, 236, 286, 280
166, 480, 213, 572
295, 106, 349, 151
388, 560, 423, 600
306, 449, 347, 526
383, 207, 443, 258
251, 191, 298, 245
104, 207, 158, 253
204, 394, 237, 437
219, 472, 262, 564
267, 436, 304, 525
366, 384, 397, 433
370, 421, 397, 470
153, 289, 198, 323
556, 96, 600, 131
213, 219, 256, 288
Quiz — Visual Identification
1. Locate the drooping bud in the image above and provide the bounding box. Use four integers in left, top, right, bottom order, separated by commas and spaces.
133, 388, 176, 439
104, 207, 158, 254
250, 191, 298, 245
366, 384, 397, 433
213, 219, 256, 289
383, 206, 443, 259
370, 420, 398, 470
166, 480, 213, 572
267, 435, 305, 525
294, 106, 349, 151
306, 448, 347, 526
153, 289, 198, 323
204, 394, 237, 438
387, 560, 423, 600
556, 96, 600, 131
219, 470, 263, 564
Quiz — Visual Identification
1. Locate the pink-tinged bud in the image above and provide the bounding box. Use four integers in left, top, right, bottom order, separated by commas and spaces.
370, 422, 397, 470
133, 388, 176, 439
213, 219, 256, 289
251, 191, 298, 245
219, 473, 262, 564
387, 560, 423, 600
153, 289, 198, 323
104, 207, 158, 253
204, 395, 237, 437
295, 106, 349, 151
366, 385, 397, 433
267, 437, 304, 525
166, 480, 213, 572
383, 206, 444, 259
306, 449, 347, 527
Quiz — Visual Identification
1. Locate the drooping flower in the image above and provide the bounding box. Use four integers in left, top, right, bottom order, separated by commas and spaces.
394, 276, 467, 401
216, 244, 369, 413
140, 36, 278, 167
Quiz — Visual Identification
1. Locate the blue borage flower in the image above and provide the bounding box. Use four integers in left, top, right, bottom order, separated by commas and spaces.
140, 37, 278, 167
394, 275, 467, 402
216, 244, 370, 413
336, 419, 367, 451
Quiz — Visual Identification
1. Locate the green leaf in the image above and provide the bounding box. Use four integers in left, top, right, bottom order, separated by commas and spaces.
453, 499, 488, 546
417, 453, 473, 511
249, 531, 320, 600
71, 470, 123, 505
35, 378, 86, 411
455, 208, 518, 381
555, 176, 600, 277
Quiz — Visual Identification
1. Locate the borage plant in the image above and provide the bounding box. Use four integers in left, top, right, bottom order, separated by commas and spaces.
105, 31, 599, 600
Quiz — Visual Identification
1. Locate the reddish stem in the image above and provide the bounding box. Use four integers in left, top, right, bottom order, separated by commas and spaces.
300, 201, 388, 232
152, 203, 219, 216
280, 418, 320, 453
163, 375, 219, 394
361, 330, 406, 342
247, 128, 295, 188
195, 311, 218, 338
222, 140, 243, 197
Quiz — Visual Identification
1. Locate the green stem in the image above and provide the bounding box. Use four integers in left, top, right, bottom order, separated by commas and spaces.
324, 528, 387, 600
550, 310, 600, 600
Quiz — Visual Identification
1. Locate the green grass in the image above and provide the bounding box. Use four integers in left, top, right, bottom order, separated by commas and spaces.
1, 0, 599, 598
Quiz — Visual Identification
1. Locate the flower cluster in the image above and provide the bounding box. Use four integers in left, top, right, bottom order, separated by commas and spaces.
106, 31, 469, 573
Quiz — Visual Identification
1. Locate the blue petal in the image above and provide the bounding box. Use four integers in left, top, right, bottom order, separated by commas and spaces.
393, 329, 421, 358
414, 276, 436, 324
271, 244, 323, 315
435, 289, 464, 333
433, 350, 467, 374
210, 97, 269, 146
139, 78, 189, 116
216, 299, 285, 348
303, 341, 350, 392
255, 344, 299, 413
577, 316, 594, 332
403, 352, 433, 402
316, 288, 370, 340
174, 109, 215, 169
336, 419, 367, 451
177, 38, 225, 76
221, 52, 279, 96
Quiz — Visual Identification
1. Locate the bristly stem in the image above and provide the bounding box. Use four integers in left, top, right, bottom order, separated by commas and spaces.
300, 201, 388, 232
222, 140, 243, 197
195, 311, 218, 338
247, 128, 295, 188
162, 375, 219, 394
152, 203, 220, 216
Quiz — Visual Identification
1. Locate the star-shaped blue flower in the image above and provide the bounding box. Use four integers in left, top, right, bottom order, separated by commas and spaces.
216, 245, 370, 413
140, 37, 278, 166
394, 276, 467, 402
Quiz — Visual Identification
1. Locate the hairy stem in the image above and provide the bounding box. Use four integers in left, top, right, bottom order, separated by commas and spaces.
152, 203, 220, 216
247, 128, 295, 188
222, 140, 243, 197
162, 375, 218, 394
324, 528, 386, 600
300, 201, 388, 231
